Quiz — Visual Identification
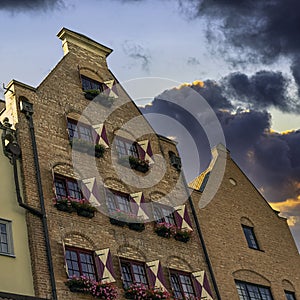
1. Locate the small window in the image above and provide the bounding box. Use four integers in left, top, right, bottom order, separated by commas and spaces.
106, 190, 131, 214
235, 281, 273, 300
81, 75, 104, 92
170, 270, 196, 299
115, 137, 139, 159
67, 119, 93, 143
54, 175, 83, 200
65, 246, 96, 280
153, 205, 176, 226
242, 225, 259, 250
169, 151, 181, 171
120, 259, 148, 289
285, 291, 296, 300
0, 219, 14, 256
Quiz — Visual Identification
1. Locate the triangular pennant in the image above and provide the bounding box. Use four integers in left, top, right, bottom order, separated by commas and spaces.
146, 260, 168, 291
92, 123, 109, 148
81, 177, 101, 207
174, 205, 193, 231
137, 140, 154, 164
130, 192, 148, 219
104, 80, 118, 98
95, 248, 116, 283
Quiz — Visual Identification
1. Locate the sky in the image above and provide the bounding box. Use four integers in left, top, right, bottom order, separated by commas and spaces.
0, 0, 299, 250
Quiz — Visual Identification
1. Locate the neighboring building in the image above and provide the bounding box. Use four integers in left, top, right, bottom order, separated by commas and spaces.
0, 28, 216, 300
0, 124, 36, 297
190, 144, 300, 300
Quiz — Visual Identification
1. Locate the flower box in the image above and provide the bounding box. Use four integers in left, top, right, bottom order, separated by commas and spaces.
54, 198, 75, 213
94, 93, 115, 108
65, 275, 117, 299
118, 156, 149, 173
84, 89, 100, 100
71, 200, 97, 218
174, 229, 192, 243
128, 222, 145, 232
124, 283, 170, 300
154, 222, 176, 238
109, 217, 127, 227
71, 138, 105, 158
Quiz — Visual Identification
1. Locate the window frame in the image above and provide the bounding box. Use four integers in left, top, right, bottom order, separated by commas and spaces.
153, 204, 176, 226
169, 269, 197, 299
67, 119, 94, 143
114, 136, 139, 159
54, 175, 83, 201
65, 246, 97, 280
106, 190, 132, 214
235, 280, 273, 300
120, 258, 149, 289
285, 291, 296, 300
81, 75, 104, 92
0, 219, 14, 257
242, 225, 260, 250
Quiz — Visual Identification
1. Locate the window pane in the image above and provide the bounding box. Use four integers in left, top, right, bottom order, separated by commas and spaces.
54, 179, 67, 199
67, 180, 82, 200
0, 221, 12, 255
235, 281, 273, 300
179, 274, 196, 298
242, 226, 259, 249
121, 263, 133, 289
132, 264, 148, 286
117, 195, 131, 213
170, 274, 184, 299
285, 291, 296, 300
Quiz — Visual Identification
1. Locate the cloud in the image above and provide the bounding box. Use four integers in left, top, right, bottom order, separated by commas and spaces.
0, 0, 64, 11
223, 71, 300, 112
122, 40, 151, 72
183, 0, 300, 63
187, 57, 200, 66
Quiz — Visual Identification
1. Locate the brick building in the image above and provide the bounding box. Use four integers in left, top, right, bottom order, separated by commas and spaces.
0, 28, 215, 300
0, 28, 299, 300
190, 144, 300, 300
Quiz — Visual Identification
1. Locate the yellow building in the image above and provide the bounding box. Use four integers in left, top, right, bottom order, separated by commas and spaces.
0, 123, 35, 297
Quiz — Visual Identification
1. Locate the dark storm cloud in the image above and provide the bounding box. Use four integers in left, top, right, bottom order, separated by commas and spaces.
122, 41, 151, 72
0, 0, 64, 11
224, 71, 298, 112
140, 83, 299, 204
183, 0, 300, 64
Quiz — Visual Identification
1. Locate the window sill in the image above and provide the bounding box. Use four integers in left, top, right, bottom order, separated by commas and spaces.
0, 252, 15, 258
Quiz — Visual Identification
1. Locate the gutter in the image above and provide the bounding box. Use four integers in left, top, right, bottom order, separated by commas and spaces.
183, 176, 222, 300
18, 98, 58, 300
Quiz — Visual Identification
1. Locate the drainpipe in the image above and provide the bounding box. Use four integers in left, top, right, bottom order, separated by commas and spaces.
19, 98, 58, 300
183, 176, 222, 300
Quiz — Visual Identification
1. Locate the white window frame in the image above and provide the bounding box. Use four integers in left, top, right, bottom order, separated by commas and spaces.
0, 218, 14, 257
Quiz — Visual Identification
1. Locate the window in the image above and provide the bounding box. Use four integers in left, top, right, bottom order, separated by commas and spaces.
120, 259, 148, 289
153, 205, 176, 226
67, 119, 93, 143
115, 137, 139, 159
106, 190, 131, 214
0, 219, 14, 256
170, 270, 196, 299
285, 291, 296, 300
65, 247, 96, 280
81, 75, 104, 92
242, 225, 259, 250
236, 281, 273, 300
169, 151, 181, 171
54, 175, 83, 200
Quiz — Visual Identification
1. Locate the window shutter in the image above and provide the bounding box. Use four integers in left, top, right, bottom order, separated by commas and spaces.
174, 205, 193, 231
104, 80, 118, 98
95, 248, 116, 283
81, 177, 101, 207
62, 241, 69, 277
146, 260, 168, 291
130, 192, 148, 219
192, 270, 213, 300
92, 123, 109, 148
137, 140, 154, 164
